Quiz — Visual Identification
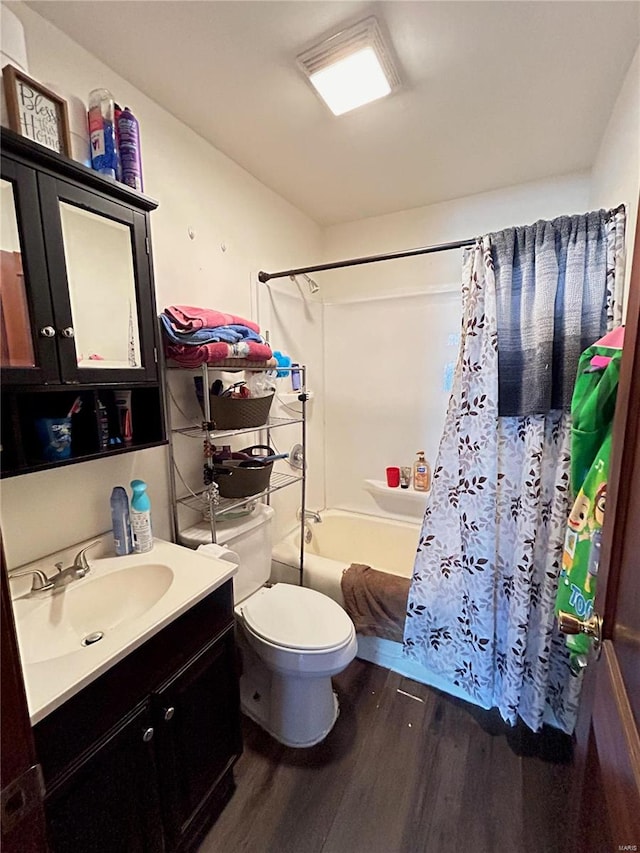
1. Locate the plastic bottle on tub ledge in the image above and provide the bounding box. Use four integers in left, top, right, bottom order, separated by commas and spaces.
413, 451, 431, 492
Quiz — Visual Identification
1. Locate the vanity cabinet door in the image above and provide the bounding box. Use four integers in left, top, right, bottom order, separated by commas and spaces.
44, 702, 164, 853
0, 157, 59, 385
153, 626, 242, 851
37, 174, 158, 385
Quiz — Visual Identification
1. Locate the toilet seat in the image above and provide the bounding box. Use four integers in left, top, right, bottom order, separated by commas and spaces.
240, 584, 354, 652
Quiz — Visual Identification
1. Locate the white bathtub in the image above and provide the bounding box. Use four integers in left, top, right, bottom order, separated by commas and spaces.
271, 508, 477, 706
271, 508, 419, 606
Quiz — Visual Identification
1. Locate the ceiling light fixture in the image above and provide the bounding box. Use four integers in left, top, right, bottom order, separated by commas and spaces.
297, 17, 400, 116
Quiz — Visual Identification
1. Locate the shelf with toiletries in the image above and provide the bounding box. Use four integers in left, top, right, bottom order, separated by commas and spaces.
163, 361, 308, 544
1, 385, 166, 478
0, 127, 166, 476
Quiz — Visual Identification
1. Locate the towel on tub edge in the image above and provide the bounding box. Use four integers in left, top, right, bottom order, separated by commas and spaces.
341, 563, 410, 644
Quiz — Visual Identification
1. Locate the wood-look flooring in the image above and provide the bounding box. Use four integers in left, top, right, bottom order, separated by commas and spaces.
199, 659, 573, 853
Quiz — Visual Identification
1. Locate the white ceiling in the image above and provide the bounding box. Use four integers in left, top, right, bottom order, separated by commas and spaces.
25, 1, 640, 225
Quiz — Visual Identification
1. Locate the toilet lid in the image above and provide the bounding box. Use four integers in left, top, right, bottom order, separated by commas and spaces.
241, 584, 354, 651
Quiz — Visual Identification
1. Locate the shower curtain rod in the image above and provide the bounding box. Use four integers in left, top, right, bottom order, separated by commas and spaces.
257, 236, 477, 283
257, 203, 626, 284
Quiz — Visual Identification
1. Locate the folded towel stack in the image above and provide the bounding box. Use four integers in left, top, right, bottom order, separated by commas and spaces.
161, 305, 273, 367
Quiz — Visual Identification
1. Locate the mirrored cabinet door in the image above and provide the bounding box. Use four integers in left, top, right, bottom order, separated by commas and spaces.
59, 202, 143, 371
38, 176, 158, 384
0, 161, 59, 384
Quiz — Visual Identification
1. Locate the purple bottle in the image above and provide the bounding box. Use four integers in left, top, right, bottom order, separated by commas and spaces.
116, 106, 143, 191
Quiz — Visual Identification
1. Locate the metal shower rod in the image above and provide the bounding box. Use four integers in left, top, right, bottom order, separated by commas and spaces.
257, 203, 626, 284
257, 236, 478, 283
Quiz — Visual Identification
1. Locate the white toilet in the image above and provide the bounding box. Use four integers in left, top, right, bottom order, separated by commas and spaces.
213, 505, 357, 748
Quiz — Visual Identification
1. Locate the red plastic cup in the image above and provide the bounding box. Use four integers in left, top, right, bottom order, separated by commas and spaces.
386, 466, 400, 488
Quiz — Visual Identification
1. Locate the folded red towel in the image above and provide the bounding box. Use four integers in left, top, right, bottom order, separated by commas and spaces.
166, 339, 272, 367
165, 305, 260, 335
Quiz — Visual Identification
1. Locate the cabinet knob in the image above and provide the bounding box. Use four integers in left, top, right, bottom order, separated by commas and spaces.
142, 727, 154, 743
60, 327, 75, 339
163, 707, 175, 722
40, 326, 56, 338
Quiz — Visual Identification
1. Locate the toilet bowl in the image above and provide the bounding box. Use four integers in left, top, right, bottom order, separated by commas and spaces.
236, 583, 357, 747
197, 506, 357, 747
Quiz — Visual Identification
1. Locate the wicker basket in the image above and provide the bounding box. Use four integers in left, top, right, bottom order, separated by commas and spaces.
214, 458, 273, 498
205, 393, 274, 430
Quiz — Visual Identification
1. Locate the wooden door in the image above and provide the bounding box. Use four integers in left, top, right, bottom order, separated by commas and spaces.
0, 553, 48, 852
569, 206, 640, 850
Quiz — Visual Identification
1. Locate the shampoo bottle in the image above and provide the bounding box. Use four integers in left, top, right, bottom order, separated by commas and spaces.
130, 479, 153, 553
413, 451, 431, 492
110, 486, 133, 556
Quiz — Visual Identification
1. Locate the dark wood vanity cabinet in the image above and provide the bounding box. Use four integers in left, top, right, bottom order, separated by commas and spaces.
0, 128, 166, 477
33, 581, 242, 853
44, 702, 165, 853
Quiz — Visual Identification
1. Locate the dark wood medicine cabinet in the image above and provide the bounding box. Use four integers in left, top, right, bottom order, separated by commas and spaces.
0, 127, 166, 478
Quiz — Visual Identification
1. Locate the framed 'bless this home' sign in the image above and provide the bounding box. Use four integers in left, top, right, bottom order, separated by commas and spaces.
2, 64, 72, 156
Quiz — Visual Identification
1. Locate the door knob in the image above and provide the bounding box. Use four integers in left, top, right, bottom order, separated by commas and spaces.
558, 610, 603, 659
40, 326, 56, 337
142, 727, 154, 742
557, 610, 602, 639
163, 707, 175, 721
60, 327, 75, 338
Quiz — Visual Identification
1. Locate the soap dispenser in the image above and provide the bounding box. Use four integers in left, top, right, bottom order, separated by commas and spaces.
413, 451, 431, 492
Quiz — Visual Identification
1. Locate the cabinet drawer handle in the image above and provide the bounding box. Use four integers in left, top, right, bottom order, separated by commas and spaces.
142, 727, 154, 743
60, 327, 75, 338
40, 326, 56, 338
163, 707, 175, 722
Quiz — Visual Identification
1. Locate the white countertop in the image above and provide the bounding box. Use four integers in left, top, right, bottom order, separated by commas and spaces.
11, 539, 236, 725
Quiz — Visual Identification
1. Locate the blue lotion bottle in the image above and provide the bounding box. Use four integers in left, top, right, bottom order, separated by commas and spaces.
130, 479, 153, 553
110, 486, 133, 556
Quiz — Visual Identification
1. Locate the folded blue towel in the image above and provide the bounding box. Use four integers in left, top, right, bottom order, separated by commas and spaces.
225, 324, 264, 343
160, 314, 264, 345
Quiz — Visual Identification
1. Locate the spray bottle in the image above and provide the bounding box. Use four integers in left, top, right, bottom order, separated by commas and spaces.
110, 486, 133, 556
117, 106, 143, 191
130, 479, 153, 553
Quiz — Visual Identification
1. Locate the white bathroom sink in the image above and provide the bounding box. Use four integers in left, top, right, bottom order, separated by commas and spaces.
16, 563, 174, 665
11, 539, 238, 724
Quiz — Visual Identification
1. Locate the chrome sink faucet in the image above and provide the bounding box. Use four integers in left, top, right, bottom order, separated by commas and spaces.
8, 540, 101, 596
51, 540, 101, 590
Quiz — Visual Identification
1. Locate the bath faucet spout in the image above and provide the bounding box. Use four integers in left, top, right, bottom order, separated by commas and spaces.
297, 508, 322, 524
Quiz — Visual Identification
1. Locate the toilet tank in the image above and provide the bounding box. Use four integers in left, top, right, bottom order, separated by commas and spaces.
215, 504, 274, 603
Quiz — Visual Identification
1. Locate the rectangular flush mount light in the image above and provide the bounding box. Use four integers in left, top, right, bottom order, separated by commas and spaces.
297, 17, 400, 116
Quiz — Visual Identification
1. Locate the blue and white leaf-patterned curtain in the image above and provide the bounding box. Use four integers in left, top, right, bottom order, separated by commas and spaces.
403, 209, 625, 734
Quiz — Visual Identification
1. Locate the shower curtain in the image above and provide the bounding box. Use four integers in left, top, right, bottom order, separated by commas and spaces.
403, 209, 625, 734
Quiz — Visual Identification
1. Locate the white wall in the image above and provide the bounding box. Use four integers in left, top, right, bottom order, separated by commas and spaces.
0, 4, 323, 568
590, 42, 640, 309
321, 173, 591, 517
1, 4, 636, 565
